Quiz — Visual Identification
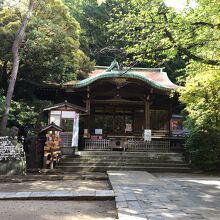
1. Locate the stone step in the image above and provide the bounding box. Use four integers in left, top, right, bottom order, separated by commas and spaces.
77, 151, 184, 157
61, 158, 185, 163
64, 154, 184, 159
57, 151, 190, 173
58, 161, 189, 167
62, 156, 185, 163
55, 165, 192, 173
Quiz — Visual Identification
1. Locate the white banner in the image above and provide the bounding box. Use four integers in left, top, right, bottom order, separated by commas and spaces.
144, 129, 152, 142
72, 113, 79, 147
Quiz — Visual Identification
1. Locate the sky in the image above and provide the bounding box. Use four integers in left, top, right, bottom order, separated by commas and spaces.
4, 0, 197, 11
164, 0, 197, 11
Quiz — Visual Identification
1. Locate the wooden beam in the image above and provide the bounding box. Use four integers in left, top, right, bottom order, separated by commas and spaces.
91, 89, 145, 100
91, 99, 144, 105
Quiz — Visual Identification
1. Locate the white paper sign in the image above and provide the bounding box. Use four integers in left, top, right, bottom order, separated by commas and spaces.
95, 129, 103, 135
62, 111, 76, 119
72, 113, 79, 147
144, 129, 152, 142
125, 123, 132, 132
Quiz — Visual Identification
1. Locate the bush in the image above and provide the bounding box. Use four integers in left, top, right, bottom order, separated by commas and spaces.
186, 127, 220, 170
0, 96, 52, 136
180, 66, 220, 170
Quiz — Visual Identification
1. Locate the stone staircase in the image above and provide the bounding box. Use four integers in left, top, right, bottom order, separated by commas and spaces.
56, 151, 191, 173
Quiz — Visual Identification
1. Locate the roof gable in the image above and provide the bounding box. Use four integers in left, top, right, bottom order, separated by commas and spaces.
40, 122, 63, 133
43, 101, 87, 112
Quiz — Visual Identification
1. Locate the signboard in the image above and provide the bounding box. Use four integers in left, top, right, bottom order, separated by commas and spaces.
83, 129, 89, 138
95, 129, 103, 135
62, 111, 76, 119
125, 123, 132, 132
144, 129, 152, 142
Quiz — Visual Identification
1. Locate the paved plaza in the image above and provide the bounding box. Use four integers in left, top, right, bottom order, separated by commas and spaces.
108, 171, 220, 220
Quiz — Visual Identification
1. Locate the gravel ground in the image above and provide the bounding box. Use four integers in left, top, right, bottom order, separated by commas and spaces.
0, 200, 117, 220
0, 179, 110, 192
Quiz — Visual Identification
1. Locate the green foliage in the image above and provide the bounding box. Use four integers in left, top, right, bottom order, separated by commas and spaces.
0, 0, 95, 135
0, 0, 94, 87
179, 66, 220, 169
106, 0, 220, 79
0, 94, 52, 136
186, 128, 220, 170
0, 96, 36, 135
0, 6, 21, 90
180, 66, 220, 129
64, 0, 112, 65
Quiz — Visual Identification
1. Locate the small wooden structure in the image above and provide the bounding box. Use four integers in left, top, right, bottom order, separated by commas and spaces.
43, 101, 87, 155
40, 122, 63, 169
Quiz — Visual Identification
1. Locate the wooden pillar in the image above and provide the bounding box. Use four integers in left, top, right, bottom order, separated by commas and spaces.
144, 96, 150, 129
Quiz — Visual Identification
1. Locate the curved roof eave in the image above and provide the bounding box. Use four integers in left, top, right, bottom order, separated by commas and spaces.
73, 71, 179, 91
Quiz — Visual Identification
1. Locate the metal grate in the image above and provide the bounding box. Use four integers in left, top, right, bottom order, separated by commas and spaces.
84, 139, 170, 152
85, 139, 110, 151
127, 140, 170, 152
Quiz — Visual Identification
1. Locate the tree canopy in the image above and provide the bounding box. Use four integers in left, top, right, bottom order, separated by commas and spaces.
107, 0, 220, 67
64, 0, 113, 65
0, 0, 94, 89
63, 0, 219, 81
0, 0, 94, 135
179, 64, 220, 169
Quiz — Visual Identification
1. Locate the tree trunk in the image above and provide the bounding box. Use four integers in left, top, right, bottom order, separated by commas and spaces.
0, 0, 34, 135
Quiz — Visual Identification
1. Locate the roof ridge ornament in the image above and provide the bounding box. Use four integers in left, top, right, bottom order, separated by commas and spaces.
106, 59, 120, 72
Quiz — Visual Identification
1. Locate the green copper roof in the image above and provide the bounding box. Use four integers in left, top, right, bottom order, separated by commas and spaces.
73, 60, 179, 91
74, 70, 177, 91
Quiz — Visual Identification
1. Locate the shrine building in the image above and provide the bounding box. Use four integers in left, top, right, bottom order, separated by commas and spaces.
38, 60, 185, 154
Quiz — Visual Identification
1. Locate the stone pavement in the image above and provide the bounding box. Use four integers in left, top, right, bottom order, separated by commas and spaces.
0, 174, 111, 200
108, 171, 220, 220
0, 189, 114, 200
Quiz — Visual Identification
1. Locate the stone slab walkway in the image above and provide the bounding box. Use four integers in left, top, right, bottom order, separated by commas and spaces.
108, 171, 220, 220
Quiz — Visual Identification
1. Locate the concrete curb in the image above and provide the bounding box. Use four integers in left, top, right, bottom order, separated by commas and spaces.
0, 190, 115, 201
0, 173, 108, 182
